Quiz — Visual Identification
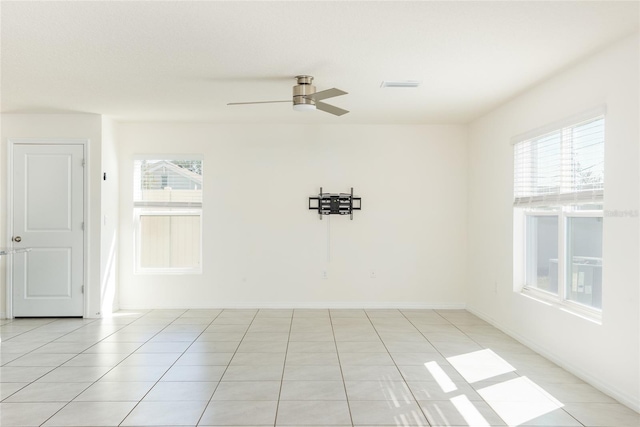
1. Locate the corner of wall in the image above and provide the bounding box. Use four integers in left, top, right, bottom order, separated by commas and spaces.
465, 34, 640, 410
100, 116, 120, 317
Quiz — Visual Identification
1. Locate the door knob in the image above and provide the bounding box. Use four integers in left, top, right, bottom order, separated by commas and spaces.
12, 236, 22, 243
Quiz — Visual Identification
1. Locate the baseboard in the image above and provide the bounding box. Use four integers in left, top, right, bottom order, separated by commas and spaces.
466, 306, 640, 413
118, 302, 467, 310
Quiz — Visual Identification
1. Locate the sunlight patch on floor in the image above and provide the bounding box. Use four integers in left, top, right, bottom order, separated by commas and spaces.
450, 394, 491, 427
447, 348, 516, 383
425, 361, 457, 393
478, 376, 564, 426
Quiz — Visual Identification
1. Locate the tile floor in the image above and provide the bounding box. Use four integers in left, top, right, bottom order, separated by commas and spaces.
0, 309, 638, 427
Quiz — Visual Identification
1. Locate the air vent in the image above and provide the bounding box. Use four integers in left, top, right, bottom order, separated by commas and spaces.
380, 80, 421, 88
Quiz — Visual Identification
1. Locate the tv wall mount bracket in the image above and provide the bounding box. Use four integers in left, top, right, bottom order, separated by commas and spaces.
308, 187, 362, 220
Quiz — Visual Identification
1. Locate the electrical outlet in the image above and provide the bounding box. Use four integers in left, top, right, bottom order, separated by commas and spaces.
322, 270, 328, 279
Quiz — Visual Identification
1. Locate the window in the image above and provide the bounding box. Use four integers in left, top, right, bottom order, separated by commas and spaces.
514, 114, 604, 313
566, 216, 602, 308
525, 214, 558, 293
134, 158, 203, 273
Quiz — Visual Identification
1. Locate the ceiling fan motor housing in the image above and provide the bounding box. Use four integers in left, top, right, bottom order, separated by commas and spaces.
293, 75, 316, 107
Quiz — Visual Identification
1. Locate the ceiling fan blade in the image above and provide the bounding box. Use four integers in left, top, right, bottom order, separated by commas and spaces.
316, 101, 349, 116
227, 100, 291, 105
305, 88, 347, 102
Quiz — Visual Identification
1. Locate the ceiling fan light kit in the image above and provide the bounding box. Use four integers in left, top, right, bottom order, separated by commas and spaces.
292, 104, 316, 112
228, 75, 349, 116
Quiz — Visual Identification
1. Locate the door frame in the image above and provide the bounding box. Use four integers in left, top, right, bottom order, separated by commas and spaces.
6, 138, 90, 318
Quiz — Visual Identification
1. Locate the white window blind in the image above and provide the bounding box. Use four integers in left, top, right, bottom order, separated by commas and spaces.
133, 159, 203, 207
514, 116, 604, 207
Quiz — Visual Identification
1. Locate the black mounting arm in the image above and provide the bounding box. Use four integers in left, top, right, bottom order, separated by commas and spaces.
309, 187, 361, 220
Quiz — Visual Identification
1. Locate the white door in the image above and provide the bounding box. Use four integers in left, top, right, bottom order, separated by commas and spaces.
11, 143, 85, 317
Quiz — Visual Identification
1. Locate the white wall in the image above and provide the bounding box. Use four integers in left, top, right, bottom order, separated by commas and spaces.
101, 117, 120, 315
118, 124, 468, 309
0, 114, 104, 317
467, 34, 639, 410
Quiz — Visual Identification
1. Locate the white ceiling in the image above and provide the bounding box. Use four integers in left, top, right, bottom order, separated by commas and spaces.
1, 1, 638, 124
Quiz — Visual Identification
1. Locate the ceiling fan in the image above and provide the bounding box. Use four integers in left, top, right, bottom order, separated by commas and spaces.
227, 75, 349, 116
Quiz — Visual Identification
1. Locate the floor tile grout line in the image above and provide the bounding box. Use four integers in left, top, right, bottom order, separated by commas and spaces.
33, 309, 187, 426
441, 312, 588, 427
1, 316, 126, 405
1, 309, 623, 427
194, 308, 260, 427
15, 310, 180, 425
1, 314, 153, 402
329, 309, 356, 427
1, 317, 110, 407
402, 308, 482, 364
1, 317, 71, 344
21, 312, 157, 426
431, 309, 493, 350
1, 316, 103, 367
272, 309, 295, 427
404, 309, 588, 427
365, 308, 433, 426
400, 309, 497, 426
457, 326, 588, 427
116, 308, 223, 427
57, 313, 149, 364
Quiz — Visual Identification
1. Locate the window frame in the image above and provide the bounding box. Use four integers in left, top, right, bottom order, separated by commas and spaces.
134, 208, 203, 275
520, 207, 603, 320
513, 110, 605, 322
133, 156, 203, 275
522, 209, 559, 297
562, 208, 603, 313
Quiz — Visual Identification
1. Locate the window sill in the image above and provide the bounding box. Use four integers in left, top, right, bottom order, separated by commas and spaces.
520, 287, 602, 325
